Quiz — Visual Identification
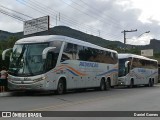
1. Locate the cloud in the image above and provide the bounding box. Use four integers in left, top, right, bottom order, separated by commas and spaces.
0, 0, 160, 45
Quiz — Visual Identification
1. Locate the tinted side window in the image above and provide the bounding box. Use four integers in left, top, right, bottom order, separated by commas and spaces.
132, 58, 139, 68
76, 46, 84, 60
77, 46, 117, 64
113, 53, 118, 64
61, 43, 73, 62
98, 51, 117, 64
145, 60, 158, 69
72, 44, 77, 60
77, 46, 100, 62
44, 41, 62, 69
139, 59, 145, 67
49, 41, 62, 53
61, 43, 78, 62
132, 58, 157, 69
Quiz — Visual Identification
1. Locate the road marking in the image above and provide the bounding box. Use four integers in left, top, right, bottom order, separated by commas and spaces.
29, 94, 115, 111
29, 86, 160, 111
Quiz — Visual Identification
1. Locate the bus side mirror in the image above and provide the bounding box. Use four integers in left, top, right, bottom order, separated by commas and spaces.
42, 47, 56, 59
2, 48, 12, 60
125, 61, 131, 74
125, 61, 130, 68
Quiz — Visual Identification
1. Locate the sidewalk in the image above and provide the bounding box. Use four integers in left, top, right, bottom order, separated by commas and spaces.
0, 92, 12, 97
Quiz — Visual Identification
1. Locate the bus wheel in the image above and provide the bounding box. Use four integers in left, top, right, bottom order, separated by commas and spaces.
151, 79, 154, 87
148, 80, 152, 87
56, 80, 65, 95
99, 79, 106, 91
106, 80, 110, 91
129, 79, 134, 88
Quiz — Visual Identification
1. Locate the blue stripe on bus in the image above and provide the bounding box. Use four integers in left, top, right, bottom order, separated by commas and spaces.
66, 69, 78, 76
147, 71, 158, 78
61, 63, 69, 64
96, 69, 118, 76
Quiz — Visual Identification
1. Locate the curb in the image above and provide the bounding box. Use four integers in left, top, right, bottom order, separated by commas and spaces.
0, 92, 12, 97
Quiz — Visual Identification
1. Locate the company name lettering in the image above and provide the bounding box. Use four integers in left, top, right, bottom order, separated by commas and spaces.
79, 62, 98, 67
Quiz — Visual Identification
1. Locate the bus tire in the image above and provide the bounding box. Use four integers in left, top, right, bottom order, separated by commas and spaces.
151, 79, 154, 87
99, 79, 106, 91
106, 79, 110, 91
148, 79, 152, 87
55, 79, 65, 95
129, 79, 134, 88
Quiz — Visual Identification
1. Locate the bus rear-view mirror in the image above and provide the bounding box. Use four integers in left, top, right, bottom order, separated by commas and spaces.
125, 61, 130, 68
2, 48, 13, 60
42, 47, 56, 59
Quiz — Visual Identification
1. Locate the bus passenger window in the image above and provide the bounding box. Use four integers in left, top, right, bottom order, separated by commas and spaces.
61, 54, 70, 62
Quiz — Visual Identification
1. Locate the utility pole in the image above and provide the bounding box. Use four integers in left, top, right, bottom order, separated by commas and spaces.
59, 12, 60, 21
56, 15, 57, 26
121, 29, 137, 52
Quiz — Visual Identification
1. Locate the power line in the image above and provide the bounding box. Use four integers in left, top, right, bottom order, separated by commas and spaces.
21, 0, 87, 29
76, 0, 125, 29
0, 8, 25, 21
0, 4, 32, 19
0, 7, 50, 33
27, 0, 123, 39
0, 0, 124, 41
60, 0, 123, 30
16, 0, 123, 40
0, 6, 107, 40
16, 0, 89, 28
80, 0, 152, 37
1, 0, 153, 42
59, 0, 148, 41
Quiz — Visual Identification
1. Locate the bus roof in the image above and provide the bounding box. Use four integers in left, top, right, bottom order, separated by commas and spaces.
15, 35, 117, 53
118, 53, 158, 62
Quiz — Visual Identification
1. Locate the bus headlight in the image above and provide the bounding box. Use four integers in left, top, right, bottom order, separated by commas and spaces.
7, 76, 12, 81
41, 76, 47, 80
33, 76, 47, 82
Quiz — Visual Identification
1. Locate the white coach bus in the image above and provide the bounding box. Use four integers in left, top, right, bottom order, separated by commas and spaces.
118, 53, 158, 88
2, 35, 118, 94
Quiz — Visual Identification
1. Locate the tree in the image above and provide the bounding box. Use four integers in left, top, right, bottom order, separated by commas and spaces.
7, 36, 18, 48
0, 36, 18, 69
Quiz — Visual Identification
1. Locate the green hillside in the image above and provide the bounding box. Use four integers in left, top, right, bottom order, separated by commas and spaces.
0, 26, 124, 48
0, 26, 160, 69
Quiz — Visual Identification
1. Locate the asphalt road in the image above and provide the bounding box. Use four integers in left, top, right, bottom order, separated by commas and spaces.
1, 84, 160, 120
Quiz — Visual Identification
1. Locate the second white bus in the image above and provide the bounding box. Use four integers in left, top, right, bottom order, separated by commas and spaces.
118, 53, 158, 87
3, 35, 118, 94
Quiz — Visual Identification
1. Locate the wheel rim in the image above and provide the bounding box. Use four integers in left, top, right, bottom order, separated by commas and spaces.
106, 81, 110, 90
149, 80, 151, 87
130, 81, 133, 88
58, 82, 63, 94
101, 81, 105, 90
101, 84, 104, 90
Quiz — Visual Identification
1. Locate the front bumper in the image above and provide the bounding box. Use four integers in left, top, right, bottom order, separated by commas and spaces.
8, 80, 46, 91
117, 77, 128, 86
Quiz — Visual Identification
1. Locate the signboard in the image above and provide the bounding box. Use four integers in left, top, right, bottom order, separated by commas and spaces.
141, 49, 153, 57
24, 16, 49, 35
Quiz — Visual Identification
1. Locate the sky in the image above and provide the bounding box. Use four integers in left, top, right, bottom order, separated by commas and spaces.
0, 0, 160, 45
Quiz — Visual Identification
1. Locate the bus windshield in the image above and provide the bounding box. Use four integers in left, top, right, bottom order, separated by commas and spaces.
9, 43, 49, 76
118, 58, 127, 77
